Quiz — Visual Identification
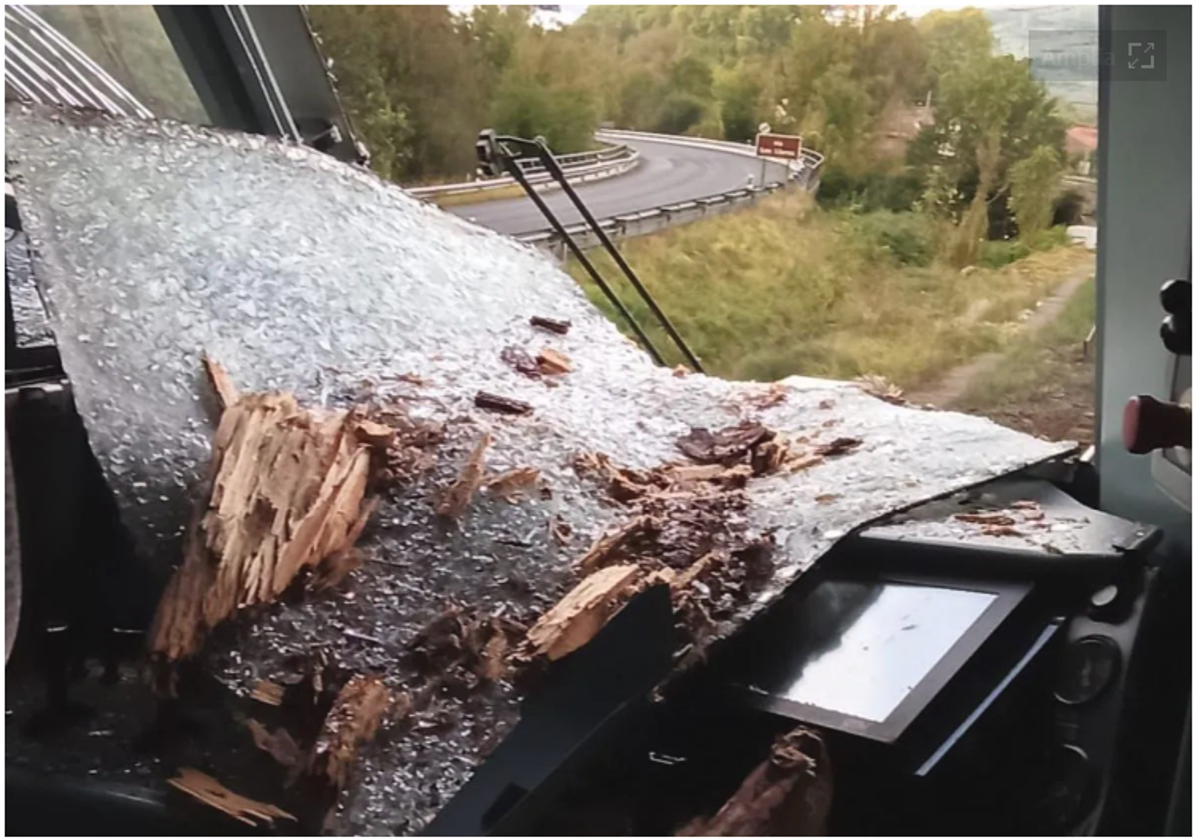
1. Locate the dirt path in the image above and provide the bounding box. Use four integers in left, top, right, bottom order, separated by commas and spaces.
906, 266, 1094, 407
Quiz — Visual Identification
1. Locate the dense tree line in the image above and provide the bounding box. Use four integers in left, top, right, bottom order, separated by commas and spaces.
309, 5, 1071, 260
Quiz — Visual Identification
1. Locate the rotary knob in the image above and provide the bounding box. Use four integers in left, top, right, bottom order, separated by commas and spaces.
1123, 395, 1191, 454
1160, 279, 1191, 356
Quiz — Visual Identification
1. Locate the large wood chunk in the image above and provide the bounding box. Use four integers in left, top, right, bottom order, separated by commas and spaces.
149, 389, 388, 670
523, 564, 642, 661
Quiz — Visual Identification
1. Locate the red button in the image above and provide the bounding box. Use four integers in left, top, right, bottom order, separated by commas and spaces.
1123, 395, 1191, 455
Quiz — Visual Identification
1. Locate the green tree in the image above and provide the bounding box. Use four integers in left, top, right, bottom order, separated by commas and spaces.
930, 54, 1065, 265
1008, 145, 1064, 241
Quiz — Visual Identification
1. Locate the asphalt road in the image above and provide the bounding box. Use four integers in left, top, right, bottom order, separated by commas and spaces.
445, 136, 789, 236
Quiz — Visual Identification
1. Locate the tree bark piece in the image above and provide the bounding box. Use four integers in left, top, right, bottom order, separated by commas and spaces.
522, 564, 642, 661
310, 675, 396, 791
677, 727, 832, 836
474, 392, 533, 415
529, 315, 571, 335
676, 422, 773, 465
149, 389, 390, 669
167, 767, 296, 828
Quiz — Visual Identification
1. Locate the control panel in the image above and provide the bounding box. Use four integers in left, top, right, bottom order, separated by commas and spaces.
1123, 278, 1191, 511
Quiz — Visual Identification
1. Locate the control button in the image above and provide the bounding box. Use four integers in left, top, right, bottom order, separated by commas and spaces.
1161, 314, 1191, 356
1055, 636, 1121, 705
1123, 395, 1191, 454
1034, 743, 1099, 833
1089, 583, 1118, 611
1160, 279, 1191, 316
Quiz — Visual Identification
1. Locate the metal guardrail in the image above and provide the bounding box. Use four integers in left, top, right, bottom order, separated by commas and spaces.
516, 180, 797, 260
515, 129, 826, 259
407, 142, 639, 200
596, 128, 826, 180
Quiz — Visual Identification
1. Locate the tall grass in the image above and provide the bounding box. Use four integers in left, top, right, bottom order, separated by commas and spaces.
566, 192, 1093, 388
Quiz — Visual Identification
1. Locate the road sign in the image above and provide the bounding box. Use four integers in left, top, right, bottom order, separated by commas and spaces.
755, 132, 803, 161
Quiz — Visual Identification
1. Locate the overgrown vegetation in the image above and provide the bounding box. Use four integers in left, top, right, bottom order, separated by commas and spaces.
309, 5, 1073, 248
305, 4, 1093, 391
566, 193, 1087, 388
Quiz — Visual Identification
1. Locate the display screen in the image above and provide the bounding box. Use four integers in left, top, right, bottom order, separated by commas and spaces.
774, 581, 997, 723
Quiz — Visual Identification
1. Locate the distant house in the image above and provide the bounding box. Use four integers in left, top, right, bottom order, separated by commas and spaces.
1065, 125, 1098, 175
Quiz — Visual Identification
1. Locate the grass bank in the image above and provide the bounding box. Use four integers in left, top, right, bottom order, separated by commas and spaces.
566, 192, 1094, 389
952, 278, 1097, 442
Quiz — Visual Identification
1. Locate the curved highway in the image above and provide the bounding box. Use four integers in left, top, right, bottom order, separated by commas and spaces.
446, 136, 789, 236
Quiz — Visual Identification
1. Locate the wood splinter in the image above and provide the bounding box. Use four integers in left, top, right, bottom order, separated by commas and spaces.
522, 564, 641, 662
167, 767, 296, 828
311, 674, 398, 790
438, 433, 492, 519
250, 679, 285, 707
484, 466, 540, 502
536, 348, 573, 376
202, 354, 240, 411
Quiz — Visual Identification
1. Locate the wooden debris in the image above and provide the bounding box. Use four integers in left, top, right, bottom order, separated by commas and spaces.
536, 347, 573, 376
167, 768, 296, 828
982, 525, 1024, 537
575, 516, 651, 574
202, 355, 240, 411
783, 452, 825, 473
671, 552, 718, 593
813, 436, 862, 458
530, 315, 571, 335
501, 346, 541, 379
407, 605, 527, 688
311, 675, 395, 790
522, 564, 642, 661
750, 438, 790, 476
677, 727, 831, 837
954, 512, 1017, 526
149, 387, 390, 669
550, 516, 573, 546
855, 374, 906, 406
814, 493, 841, 505
438, 433, 492, 519
1012, 499, 1041, 510
250, 679, 285, 707
676, 422, 773, 465
475, 391, 533, 416
246, 719, 305, 782
353, 419, 396, 448
484, 466, 540, 502
672, 365, 692, 378
749, 382, 789, 409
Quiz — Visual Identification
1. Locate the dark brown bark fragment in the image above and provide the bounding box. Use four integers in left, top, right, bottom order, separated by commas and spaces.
677, 727, 832, 836
529, 315, 571, 335
474, 392, 534, 415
